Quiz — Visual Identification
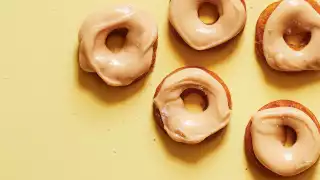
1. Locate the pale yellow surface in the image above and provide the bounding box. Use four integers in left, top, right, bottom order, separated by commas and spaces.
0, 0, 320, 179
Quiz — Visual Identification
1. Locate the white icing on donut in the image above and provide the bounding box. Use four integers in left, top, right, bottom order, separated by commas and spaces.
169, 0, 246, 50
79, 6, 158, 86
263, 0, 320, 71
251, 107, 320, 176
154, 68, 231, 144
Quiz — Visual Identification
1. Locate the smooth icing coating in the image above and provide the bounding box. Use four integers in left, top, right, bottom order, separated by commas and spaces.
263, 0, 320, 71
79, 5, 158, 86
169, 0, 246, 50
251, 107, 320, 176
154, 68, 231, 144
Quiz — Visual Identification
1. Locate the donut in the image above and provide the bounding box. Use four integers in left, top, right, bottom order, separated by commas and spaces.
256, 0, 320, 71
245, 100, 320, 176
78, 6, 158, 86
169, 0, 246, 50
153, 67, 232, 144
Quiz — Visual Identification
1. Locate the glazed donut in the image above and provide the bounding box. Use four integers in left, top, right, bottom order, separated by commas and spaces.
256, 0, 320, 71
245, 100, 320, 176
153, 67, 232, 144
78, 6, 158, 86
169, 0, 246, 50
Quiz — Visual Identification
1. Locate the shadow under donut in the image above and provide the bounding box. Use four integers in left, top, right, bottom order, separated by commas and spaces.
254, 50, 320, 90
74, 45, 150, 104
167, 21, 244, 67
245, 146, 318, 180
153, 108, 229, 163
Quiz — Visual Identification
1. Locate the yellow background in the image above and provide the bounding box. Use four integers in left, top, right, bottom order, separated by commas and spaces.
1, 0, 320, 179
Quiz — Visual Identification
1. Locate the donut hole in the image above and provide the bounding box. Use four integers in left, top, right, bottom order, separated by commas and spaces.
198, 2, 220, 25
180, 88, 208, 113
283, 25, 311, 51
105, 28, 128, 53
282, 126, 297, 147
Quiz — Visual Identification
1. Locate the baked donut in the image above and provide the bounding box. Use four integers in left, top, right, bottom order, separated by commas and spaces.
245, 100, 320, 176
169, 0, 246, 50
153, 67, 232, 144
78, 5, 158, 86
256, 0, 320, 71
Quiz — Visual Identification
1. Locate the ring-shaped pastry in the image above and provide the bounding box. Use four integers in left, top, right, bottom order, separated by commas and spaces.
79, 5, 158, 86
153, 67, 232, 144
256, 0, 320, 71
245, 100, 320, 176
169, 0, 246, 50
